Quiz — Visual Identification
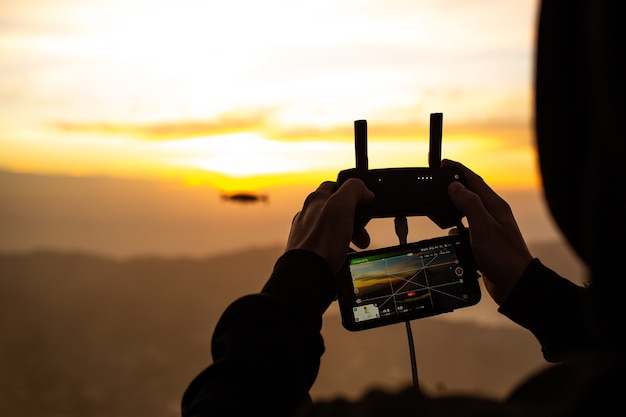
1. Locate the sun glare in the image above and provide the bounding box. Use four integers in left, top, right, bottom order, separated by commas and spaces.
158, 133, 353, 178
146, 127, 539, 192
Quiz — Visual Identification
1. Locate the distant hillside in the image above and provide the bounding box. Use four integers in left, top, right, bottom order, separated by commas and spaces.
0, 241, 584, 416
0, 247, 283, 417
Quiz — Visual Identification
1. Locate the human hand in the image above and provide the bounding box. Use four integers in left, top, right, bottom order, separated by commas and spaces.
286, 179, 375, 274
443, 160, 534, 306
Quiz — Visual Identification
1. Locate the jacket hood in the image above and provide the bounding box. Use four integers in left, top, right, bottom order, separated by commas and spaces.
535, 0, 626, 343
535, 0, 626, 278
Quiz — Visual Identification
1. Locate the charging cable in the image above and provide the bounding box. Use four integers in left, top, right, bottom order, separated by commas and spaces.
394, 216, 419, 389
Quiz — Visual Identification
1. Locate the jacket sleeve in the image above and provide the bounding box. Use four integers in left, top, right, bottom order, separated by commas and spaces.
498, 258, 591, 362
181, 250, 337, 417
180, 251, 621, 417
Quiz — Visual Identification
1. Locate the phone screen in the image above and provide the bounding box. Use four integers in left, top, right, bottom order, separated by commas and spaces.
337, 235, 481, 331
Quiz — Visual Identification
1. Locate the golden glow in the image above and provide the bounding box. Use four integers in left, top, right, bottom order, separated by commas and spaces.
0, 0, 540, 192
159, 133, 350, 178
0, 122, 538, 193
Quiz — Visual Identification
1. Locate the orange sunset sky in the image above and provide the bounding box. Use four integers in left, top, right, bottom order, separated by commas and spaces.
1, 0, 541, 194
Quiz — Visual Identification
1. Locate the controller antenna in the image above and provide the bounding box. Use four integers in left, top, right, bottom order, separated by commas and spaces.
355, 120, 368, 173
428, 113, 443, 169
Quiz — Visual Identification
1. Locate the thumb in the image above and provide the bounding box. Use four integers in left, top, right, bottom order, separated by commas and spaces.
448, 181, 491, 226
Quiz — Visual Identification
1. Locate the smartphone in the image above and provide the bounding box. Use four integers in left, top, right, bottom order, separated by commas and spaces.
336, 234, 481, 331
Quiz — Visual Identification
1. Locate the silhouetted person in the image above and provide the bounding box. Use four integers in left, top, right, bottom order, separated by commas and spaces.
181, 0, 626, 415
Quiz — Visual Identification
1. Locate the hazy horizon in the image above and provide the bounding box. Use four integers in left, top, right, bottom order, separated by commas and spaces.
0, 168, 571, 260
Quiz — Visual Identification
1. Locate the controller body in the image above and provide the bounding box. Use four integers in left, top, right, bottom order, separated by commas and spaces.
337, 165, 463, 229
337, 114, 464, 230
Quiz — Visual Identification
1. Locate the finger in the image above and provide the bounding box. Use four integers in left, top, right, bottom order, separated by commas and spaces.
304, 181, 337, 203
351, 227, 371, 249
331, 179, 375, 243
333, 178, 375, 210
316, 180, 337, 194
447, 180, 497, 235
442, 159, 498, 204
298, 181, 336, 216
443, 159, 514, 223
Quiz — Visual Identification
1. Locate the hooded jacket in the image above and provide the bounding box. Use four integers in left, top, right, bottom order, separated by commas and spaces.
535, 0, 626, 349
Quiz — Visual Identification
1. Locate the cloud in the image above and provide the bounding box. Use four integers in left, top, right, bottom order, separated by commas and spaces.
49, 100, 531, 148
51, 109, 274, 140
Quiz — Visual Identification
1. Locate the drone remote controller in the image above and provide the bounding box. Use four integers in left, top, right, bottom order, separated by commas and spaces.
337, 113, 465, 230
